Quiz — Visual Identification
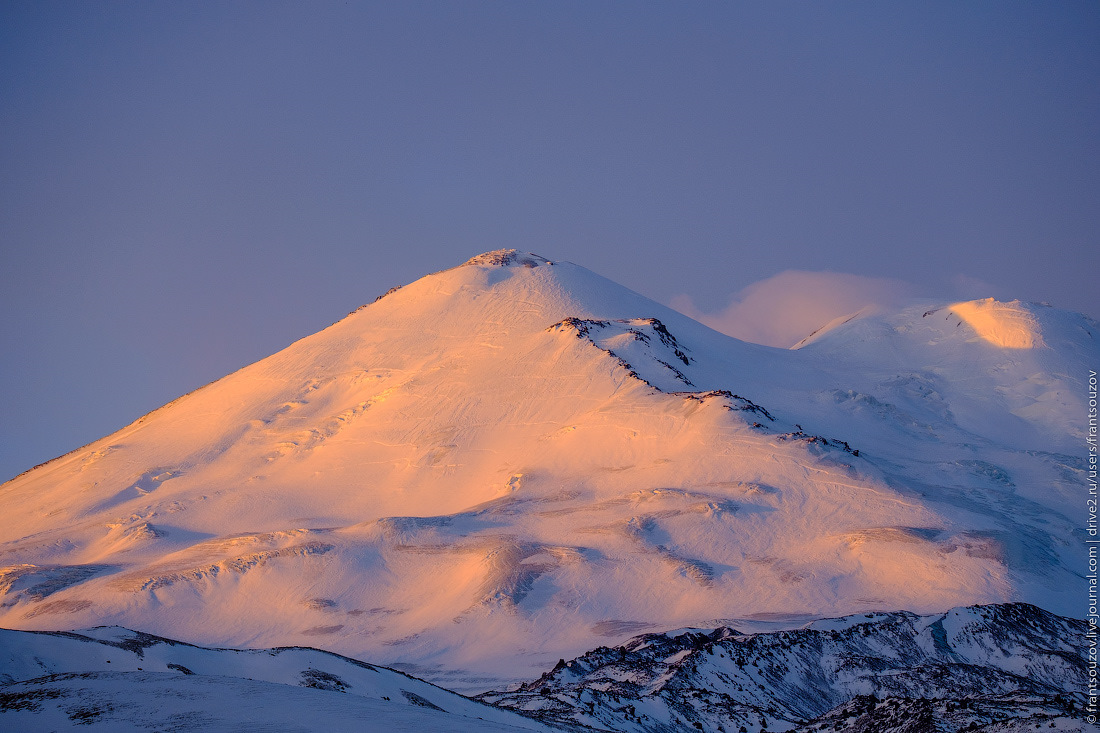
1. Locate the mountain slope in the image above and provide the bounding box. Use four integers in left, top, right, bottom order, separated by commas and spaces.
0, 250, 1093, 690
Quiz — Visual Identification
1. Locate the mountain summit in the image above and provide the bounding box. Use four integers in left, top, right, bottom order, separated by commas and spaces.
0, 250, 1092, 689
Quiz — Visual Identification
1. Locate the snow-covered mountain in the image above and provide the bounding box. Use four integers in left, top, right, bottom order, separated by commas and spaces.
1, 250, 1094, 692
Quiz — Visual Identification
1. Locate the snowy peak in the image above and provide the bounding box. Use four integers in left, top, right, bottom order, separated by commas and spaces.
461, 249, 553, 268
792, 296, 1097, 451
943, 298, 1045, 349
357, 247, 695, 344
796, 296, 1093, 356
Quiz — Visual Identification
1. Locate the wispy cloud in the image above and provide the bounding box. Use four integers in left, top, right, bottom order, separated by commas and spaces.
670, 271, 918, 348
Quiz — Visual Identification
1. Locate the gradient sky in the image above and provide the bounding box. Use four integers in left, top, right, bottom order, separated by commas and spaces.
2, 1, 1098, 482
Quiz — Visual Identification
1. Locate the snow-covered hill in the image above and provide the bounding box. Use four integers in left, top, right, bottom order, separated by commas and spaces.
1, 250, 1093, 690
0, 626, 552, 731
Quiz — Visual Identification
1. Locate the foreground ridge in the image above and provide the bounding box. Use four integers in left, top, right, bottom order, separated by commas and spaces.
0, 625, 553, 732
480, 602, 1088, 732
0, 602, 1086, 732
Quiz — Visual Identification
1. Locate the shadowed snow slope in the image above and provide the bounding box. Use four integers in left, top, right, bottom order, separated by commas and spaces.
0, 626, 552, 732
0, 250, 1094, 691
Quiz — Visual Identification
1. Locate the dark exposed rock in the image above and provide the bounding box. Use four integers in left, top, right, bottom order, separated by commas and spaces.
479, 602, 1088, 733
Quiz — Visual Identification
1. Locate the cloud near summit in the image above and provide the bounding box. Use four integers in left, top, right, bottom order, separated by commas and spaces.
670, 271, 917, 348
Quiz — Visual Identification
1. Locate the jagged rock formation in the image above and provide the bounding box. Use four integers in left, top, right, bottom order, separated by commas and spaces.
480, 602, 1088, 732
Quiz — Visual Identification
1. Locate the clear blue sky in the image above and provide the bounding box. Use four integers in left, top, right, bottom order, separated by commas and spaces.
2, 1, 1098, 481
